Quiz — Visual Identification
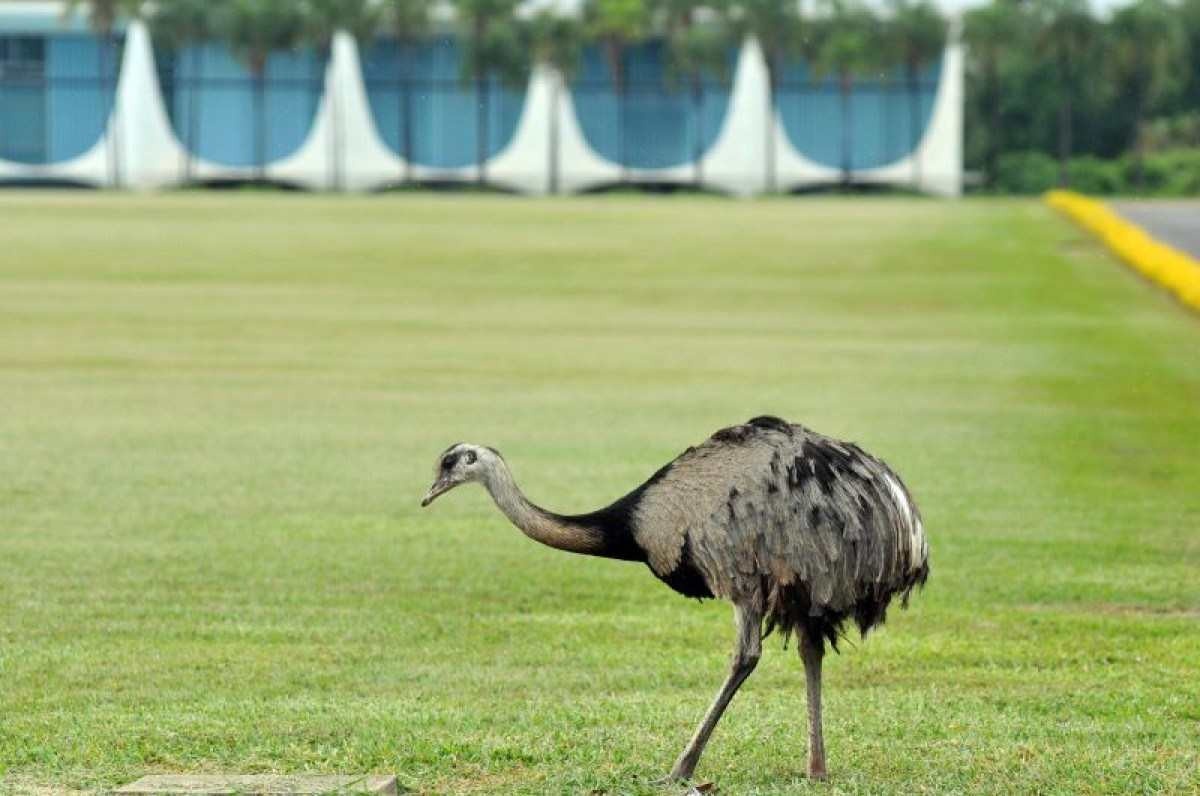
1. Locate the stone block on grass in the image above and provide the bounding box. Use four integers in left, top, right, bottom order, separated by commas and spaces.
113, 774, 398, 795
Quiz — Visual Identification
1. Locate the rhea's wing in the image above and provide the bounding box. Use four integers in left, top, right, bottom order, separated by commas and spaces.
632, 418, 927, 614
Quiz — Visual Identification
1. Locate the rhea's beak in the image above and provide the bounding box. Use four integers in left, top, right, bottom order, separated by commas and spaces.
420, 476, 453, 508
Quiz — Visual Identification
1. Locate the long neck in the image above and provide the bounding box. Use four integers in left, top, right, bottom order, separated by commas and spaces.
482, 460, 632, 559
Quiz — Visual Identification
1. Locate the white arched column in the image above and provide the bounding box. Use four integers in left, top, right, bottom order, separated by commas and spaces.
1, 23, 963, 196
852, 40, 964, 196
115, 20, 186, 189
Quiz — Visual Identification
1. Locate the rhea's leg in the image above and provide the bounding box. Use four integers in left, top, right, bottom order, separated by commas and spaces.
667, 603, 762, 782
799, 632, 827, 781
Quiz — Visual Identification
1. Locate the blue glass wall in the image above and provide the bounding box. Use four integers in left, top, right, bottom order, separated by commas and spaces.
158, 43, 324, 168
1, 23, 947, 181
776, 60, 940, 170
0, 34, 118, 164
570, 41, 734, 170
361, 36, 525, 169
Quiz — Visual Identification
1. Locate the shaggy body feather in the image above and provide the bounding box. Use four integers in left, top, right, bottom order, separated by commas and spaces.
584, 416, 929, 649
423, 415, 929, 781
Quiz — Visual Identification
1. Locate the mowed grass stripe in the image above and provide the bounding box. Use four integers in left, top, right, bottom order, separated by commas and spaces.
0, 194, 1197, 794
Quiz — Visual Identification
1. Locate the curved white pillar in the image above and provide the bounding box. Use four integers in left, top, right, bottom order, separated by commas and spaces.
699, 37, 770, 196
116, 20, 186, 189
1, 23, 963, 196
487, 63, 556, 194
322, 31, 404, 191
853, 41, 964, 196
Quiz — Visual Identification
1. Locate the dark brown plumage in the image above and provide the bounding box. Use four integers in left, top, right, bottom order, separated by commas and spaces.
422, 415, 929, 782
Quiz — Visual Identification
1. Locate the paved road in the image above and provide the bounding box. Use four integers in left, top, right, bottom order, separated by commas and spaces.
1111, 201, 1200, 259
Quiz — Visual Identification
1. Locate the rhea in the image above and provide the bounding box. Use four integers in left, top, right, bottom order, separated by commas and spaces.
421, 416, 929, 782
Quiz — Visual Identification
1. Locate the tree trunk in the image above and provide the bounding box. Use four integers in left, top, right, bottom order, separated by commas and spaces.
908, 62, 922, 191
476, 73, 488, 185
99, 33, 119, 188
1057, 93, 1071, 187
604, 40, 627, 183
986, 58, 1000, 190
401, 44, 413, 185
764, 58, 776, 194
1057, 54, 1072, 188
691, 74, 704, 188
255, 70, 266, 182
617, 84, 627, 183
111, 33, 123, 188
548, 68, 561, 194
325, 48, 340, 191
1132, 97, 1146, 192
185, 44, 202, 185
841, 72, 852, 186
473, 14, 487, 187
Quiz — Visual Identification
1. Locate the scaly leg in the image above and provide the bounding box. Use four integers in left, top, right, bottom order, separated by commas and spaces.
800, 632, 827, 781
667, 603, 762, 782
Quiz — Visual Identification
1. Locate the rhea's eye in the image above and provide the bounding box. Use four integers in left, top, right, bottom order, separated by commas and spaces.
465, 450, 477, 465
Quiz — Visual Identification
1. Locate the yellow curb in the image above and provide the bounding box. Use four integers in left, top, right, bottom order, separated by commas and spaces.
1045, 190, 1200, 312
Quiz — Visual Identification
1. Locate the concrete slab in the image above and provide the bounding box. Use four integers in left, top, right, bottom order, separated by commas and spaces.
113, 775, 398, 795
1110, 201, 1200, 260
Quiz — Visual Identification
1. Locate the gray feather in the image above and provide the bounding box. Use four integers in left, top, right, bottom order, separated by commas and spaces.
630, 417, 929, 648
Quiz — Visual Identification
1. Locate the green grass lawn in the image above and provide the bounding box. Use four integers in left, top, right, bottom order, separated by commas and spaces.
1, 193, 1197, 795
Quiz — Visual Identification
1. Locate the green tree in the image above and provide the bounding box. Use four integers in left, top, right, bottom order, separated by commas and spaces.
387, 0, 432, 183
454, 0, 528, 184
1032, 0, 1098, 186
1183, 0, 1200, 111
583, 0, 651, 178
64, 0, 146, 186
146, 0, 221, 183
809, 0, 883, 185
963, 0, 1023, 188
884, 0, 944, 188
726, 0, 805, 192
1109, 0, 1186, 190
526, 10, 584, 193
218, 0, 306, 179
654, 0, 735, 186
303, 0, 383, 50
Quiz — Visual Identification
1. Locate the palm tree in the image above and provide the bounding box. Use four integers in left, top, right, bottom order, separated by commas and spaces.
304, 0, 382, 47
809, 0, 882, 186
1182, 0, 1200, 111
454, 0, 527, 185
387, 0, 432, 184
526, 11, 583, 194
654, 0, 734, 187
963, 0, 1022, 189
726, 0, 804, 193
1109, 0, 1185, 191
218, 0, 306, 181
884, 0, 944, 189
64, 0, 146, 187
583, 0, 651, 181
1032, 0, 1097, 187
147, 0, 220, 184
302, 0, 384, 190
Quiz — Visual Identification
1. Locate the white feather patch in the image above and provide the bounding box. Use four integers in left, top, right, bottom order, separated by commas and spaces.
883, 473, 925, 569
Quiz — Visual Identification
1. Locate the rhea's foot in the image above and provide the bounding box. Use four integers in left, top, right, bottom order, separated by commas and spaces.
653, 770, 691, 787
663, 755, 697, 784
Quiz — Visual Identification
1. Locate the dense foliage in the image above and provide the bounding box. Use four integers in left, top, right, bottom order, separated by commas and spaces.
965, 0, 1197, 191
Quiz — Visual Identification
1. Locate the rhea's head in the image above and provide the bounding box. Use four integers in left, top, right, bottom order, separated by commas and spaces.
420, 443, 499, 507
